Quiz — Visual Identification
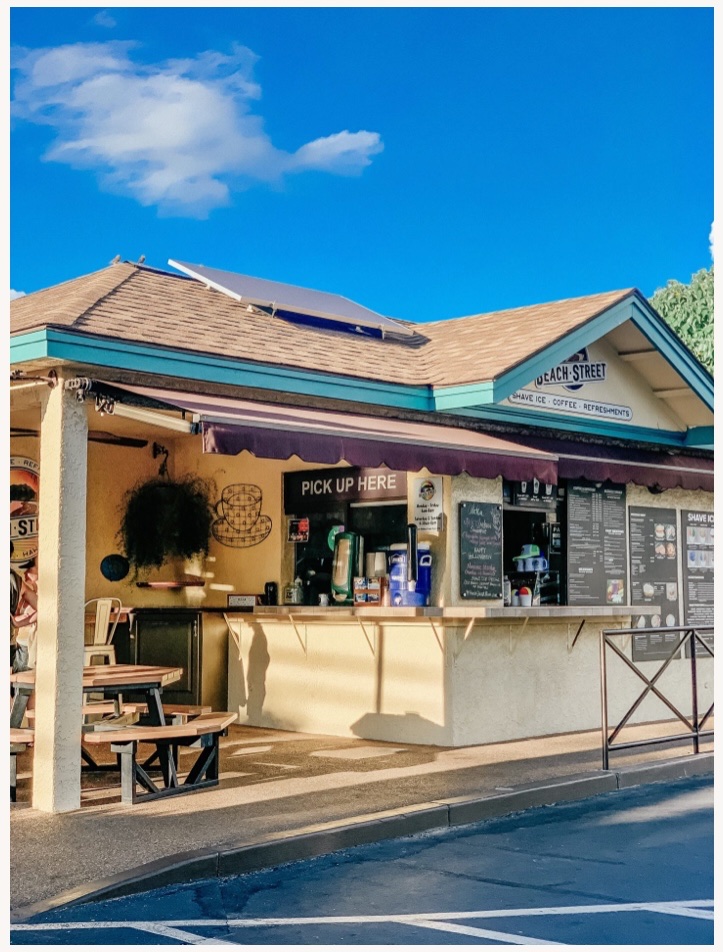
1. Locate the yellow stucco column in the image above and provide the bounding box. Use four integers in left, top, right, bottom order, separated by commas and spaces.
31, 380, 88, 813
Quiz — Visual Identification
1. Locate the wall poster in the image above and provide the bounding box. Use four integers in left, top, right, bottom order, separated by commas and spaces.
10, 456, 39, 567
629, 506, 681, 661
682, 509, 714, 658
566, 482, 627, 605
413, 477, 443, 531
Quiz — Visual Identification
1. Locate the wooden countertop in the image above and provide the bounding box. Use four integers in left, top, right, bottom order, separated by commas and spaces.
244, 605, 649, 621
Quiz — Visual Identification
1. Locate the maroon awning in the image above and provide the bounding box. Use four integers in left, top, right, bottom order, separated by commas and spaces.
107, 384, 558, 483
522, 436, 713, 492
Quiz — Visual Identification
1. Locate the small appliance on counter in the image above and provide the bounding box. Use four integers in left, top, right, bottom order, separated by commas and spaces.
331, 531, 364, 605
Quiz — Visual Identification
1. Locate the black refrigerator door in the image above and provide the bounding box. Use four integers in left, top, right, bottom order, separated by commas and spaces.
132, 611, 200, 706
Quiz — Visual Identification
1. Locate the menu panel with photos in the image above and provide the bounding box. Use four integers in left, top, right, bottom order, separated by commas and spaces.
629, 506, 681, 661
567, 483, 627, 605
682, 510, 714, 658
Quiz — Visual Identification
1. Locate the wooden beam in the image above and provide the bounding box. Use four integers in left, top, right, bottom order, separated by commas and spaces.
619, 350, 657, 362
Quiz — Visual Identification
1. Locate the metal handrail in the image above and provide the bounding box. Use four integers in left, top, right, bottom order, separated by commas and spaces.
600, 625, 713, 770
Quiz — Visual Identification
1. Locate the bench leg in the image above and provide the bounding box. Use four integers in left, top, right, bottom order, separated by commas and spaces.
184, 734, 220, 786
10, 752, 17, 802
113, 741, 160, 804
157, 743, 179, 789
109, 731, 224, 804
10, 690, 30, 729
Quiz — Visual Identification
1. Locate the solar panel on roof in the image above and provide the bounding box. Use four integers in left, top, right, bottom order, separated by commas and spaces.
168, 259, 414, 337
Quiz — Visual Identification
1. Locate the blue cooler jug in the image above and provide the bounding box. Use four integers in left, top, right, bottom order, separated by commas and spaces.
388, 542, 432, 606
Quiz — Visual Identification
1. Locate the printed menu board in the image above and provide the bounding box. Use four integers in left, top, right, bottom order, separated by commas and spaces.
459, 502, 503, 599
629, 506, 681, 661
567, 483, 627, 605
682, 510, 714, 658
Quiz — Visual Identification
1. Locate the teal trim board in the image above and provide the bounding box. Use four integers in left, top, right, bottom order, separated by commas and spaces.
684, 427, 714, 449
447, 404, 690, 448
432, 381, 495, 411
432, 297, 638, 410
490, 298, 638, 405
628, 299, 714, 410
10, 329, 49, 364
12, 329, 434, 413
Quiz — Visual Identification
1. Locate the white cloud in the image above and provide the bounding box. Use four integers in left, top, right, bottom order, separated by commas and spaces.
10, 290, 26, 300
92, 10, 117, 29
709, 221, 714, 263
11, 41, 383, 218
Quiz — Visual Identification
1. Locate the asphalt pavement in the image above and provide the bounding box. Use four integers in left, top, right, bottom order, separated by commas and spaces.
10, 775, 714, 945
10, 722, 714, 924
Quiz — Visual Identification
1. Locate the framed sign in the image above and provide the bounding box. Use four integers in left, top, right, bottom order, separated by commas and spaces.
287, 517, 310, 543
413, 477, 443, 532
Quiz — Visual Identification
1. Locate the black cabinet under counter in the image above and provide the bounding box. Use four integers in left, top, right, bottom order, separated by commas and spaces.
124, 609, 229, 710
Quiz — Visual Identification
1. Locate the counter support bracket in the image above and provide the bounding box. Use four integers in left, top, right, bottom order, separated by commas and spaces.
571, 619, 585, 651
428, 619, 444, 654
287, 614, 307, 655
452, 618, 477, 662
357, 618, 377, 656
222, 612, 243, 660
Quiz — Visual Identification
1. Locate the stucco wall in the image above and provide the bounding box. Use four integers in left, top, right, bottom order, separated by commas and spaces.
227, 617, 452, 744
448, 617, 713, 746
226, 613, 712, 747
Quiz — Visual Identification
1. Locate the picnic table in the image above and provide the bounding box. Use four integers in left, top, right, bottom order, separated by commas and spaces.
10, 665, 236, 803
10, 663, 183, 726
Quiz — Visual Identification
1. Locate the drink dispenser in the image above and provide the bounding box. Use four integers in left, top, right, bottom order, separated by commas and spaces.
388, 529, 433, 606
331, 531, 364, 605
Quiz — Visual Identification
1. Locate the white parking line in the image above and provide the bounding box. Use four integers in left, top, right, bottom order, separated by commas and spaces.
134, 923, 237, 944
399, 916, 562, 944
11, 897, 713, 942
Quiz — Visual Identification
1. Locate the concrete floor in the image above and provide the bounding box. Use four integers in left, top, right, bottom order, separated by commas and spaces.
10, 722, 713, 918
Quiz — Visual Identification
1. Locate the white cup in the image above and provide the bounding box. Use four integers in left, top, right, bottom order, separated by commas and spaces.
318, 593, 329, 607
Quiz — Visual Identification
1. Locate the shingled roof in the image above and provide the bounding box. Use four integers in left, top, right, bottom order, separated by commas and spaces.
10, 262, 635, 389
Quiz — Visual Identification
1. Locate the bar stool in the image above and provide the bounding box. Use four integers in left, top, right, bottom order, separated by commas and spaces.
83, 597, 122, 666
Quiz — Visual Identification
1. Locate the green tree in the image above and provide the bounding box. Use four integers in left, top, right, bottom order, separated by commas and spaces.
649, 267, 714, 374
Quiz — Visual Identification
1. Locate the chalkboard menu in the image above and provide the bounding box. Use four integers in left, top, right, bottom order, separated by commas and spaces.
567, 483, 627, 605
682, 510, 714, 658
459, 502, 502, 599
629, 506, 681, 661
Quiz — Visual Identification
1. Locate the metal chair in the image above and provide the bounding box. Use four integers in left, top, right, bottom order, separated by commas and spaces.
83, 598, 122, 666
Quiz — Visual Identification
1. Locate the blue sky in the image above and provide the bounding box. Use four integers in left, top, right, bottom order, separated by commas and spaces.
9, 5, 713, 322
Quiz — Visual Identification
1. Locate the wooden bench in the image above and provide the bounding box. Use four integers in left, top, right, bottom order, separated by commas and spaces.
119, 702, 213, 725
10, 728, 34, 802
82, 712, 237, 804
26, 701, 149, 723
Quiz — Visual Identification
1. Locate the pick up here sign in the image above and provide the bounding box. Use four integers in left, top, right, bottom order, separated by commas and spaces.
284, 466, 406, 513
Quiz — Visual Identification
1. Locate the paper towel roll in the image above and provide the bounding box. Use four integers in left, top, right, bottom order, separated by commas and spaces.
366, 551, 387, 577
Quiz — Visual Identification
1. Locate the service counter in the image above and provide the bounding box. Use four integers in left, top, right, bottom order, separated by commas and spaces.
220, 604, 708, 748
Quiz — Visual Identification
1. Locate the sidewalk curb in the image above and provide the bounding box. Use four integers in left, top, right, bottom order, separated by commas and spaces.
11, 754, 713, 923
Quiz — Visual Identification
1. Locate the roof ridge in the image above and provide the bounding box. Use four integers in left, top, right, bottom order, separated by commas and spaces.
423, 287, 636, 329
10, 262, 140, 335
72, 263, 141, 321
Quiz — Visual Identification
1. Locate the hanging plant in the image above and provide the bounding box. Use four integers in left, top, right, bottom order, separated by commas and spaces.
118, 474, 216, 577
